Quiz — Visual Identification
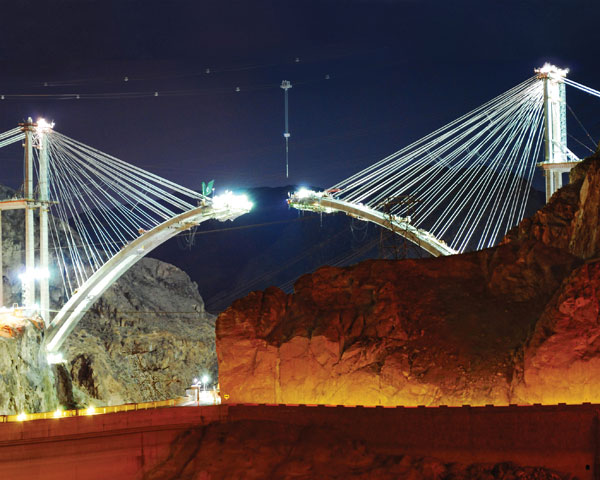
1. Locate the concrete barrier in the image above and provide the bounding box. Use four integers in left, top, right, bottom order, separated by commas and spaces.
0, 402, 598, 479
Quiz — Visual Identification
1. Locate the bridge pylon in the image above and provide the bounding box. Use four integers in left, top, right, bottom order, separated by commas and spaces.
23, 119, 36, 310
535, 64, 580, 202
0, 119, 52, 326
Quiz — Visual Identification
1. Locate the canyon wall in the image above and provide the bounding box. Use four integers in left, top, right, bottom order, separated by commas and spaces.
0, 320, 62, 415
0, 187, 216, 413
0, 257, 216, 414
217, 150, 600, 406
62, 257, 216, 407
0, 183, 216, 413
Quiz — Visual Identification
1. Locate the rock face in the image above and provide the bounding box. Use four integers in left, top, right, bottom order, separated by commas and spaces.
506, 153, 600, 403
0, 256, 215, 413
505, 154, 600, 259
217, 243, 577, 406
0, 321, 61, 414
570, 158, 600, 258
63, 257, 216, 406
513, 261, 600, 404
217, 150, 600, 406
142, 420, 566, 480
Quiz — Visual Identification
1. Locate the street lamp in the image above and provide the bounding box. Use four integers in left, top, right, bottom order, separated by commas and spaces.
201, 375, 209, 391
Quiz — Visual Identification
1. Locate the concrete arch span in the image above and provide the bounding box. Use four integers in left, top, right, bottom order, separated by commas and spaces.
45, 204, 247, 354
288, 192, 457, 258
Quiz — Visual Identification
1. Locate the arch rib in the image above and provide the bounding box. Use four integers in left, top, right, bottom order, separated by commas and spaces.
288, 191, 457, 257
45, 204, 248, 354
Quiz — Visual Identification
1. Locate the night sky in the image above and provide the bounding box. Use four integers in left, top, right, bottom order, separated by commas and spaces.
1, 0, 599, 194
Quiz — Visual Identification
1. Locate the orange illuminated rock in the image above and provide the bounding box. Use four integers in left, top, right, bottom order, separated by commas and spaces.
216, 241, 578, 406
217, 150, 600, 407
513, 261, 600, 404
505, 152, 600, 260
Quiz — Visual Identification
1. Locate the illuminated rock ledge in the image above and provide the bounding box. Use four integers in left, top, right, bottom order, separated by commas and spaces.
217, 149, 600, 407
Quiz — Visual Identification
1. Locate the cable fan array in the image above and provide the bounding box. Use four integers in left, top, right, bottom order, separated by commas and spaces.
327, 76, 545, 253
35, 131, 209, 299
0, 127, 24, 148
564, 78, 600, 101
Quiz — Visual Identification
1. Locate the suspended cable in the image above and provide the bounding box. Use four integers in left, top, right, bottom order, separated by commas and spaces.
318, 76, 547, 254
567, 103, 597, 149
24, 127, 218, 298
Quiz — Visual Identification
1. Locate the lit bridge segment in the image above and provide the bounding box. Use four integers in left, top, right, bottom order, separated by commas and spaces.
45, 195, 251, 354
288, 190, 456, 257
289, 65, 600, 256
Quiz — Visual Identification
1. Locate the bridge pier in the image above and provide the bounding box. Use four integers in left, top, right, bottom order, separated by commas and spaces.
23, 120, 36, 308
38, 122, 50, 327
0, 119, 52, 324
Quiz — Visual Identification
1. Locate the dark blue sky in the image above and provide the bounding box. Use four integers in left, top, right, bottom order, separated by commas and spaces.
1, 0, 599, 193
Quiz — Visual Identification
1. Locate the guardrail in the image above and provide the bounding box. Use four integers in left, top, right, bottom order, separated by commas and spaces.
0, 397, 185, 423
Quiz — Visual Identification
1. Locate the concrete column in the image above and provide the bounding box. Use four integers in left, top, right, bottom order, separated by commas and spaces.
0, 210, 3, 307
23, 119, 35, 307
39, 128, 50, 326
540, 69, 568, 202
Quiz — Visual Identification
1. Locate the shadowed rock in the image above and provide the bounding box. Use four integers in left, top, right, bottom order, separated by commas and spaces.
143, 420, 568, 480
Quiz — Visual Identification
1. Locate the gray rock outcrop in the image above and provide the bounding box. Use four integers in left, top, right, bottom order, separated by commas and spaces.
63, 258, 216, 406
0, 320, 61, 414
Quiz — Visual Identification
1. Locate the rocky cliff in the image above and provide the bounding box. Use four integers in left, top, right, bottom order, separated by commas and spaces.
507, 155, 600, 403
0, 319, 62, 415
512, 260, 600, 404
216, 150, 600, 406
63, 257, 216, 407
504, 154, 600, 259
0, 256, 215, 414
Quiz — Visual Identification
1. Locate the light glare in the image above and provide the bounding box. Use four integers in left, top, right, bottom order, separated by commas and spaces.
47, 352, 65, 365
295, 188, 313, 199
535, 63, 569, 78
212, 191, 253, 211
19, 268, 50, 282
36, 118, 55, 134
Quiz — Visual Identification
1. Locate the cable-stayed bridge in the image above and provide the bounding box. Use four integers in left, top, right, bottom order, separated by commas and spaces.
0, 122, 252, 356
0, 63, 598, 360
289, 64, 599, 257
